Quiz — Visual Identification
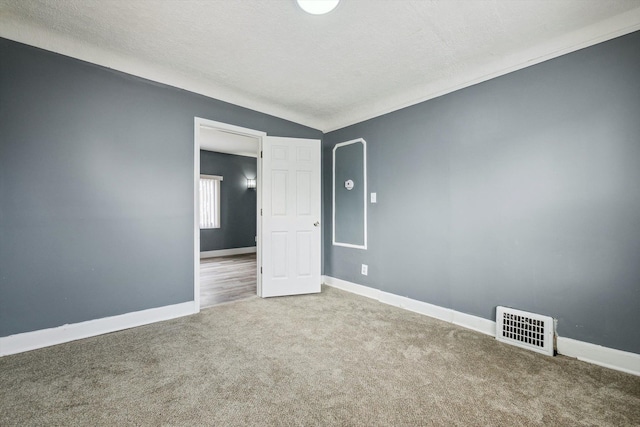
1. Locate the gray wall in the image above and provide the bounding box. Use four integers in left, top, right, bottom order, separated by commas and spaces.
200, 151, 256, 251
0, 38, 321, 337
323, 31, 640, 354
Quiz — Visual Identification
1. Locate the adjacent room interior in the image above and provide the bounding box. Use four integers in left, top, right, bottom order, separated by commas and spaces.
1, 1, 639, 425
198, 127, 259, 308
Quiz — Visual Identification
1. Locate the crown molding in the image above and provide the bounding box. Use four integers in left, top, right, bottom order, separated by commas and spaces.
321, 7, 640, 132
0, 17, 322, 131
2, 7, 640, 134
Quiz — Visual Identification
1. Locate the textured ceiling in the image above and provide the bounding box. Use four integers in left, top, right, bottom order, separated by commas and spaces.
1, 1, 640, 131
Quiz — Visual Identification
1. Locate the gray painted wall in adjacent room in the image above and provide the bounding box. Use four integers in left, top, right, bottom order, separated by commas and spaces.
323, 31, 640, 354
0, 38, 322, 337
200, 151, 257, 251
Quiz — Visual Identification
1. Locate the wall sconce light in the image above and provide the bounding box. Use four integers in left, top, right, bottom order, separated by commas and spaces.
247, 178, 256, 189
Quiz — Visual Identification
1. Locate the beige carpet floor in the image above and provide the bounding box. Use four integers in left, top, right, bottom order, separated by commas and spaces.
1, 286, 639, 426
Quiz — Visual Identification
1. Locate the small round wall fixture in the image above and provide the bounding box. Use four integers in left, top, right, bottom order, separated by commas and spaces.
344, 179, 354, 190
297, 0, 340, 15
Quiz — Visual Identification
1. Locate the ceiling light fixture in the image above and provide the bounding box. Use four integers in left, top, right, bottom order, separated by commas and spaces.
297, 0, 340, 15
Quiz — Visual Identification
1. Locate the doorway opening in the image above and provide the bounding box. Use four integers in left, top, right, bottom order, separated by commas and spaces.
194, 118, 265, 311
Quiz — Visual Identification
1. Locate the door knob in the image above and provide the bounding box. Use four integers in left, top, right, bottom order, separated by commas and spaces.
314, 221, 320, 227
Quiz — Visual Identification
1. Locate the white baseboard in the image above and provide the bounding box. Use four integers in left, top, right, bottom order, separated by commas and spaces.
200, 246, 256, 259
323, 275, 380, 300
0, 301, 197, 357
323, 276, 495, 336
557, 337, 640, 376
323, 275, 639, 376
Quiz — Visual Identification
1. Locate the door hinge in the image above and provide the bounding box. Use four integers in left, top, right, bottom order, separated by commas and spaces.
260, 208, 263, 216
260, 151, 263, 158
260, 267, 263, 274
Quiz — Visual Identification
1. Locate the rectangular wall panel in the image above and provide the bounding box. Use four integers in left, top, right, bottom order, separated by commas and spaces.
333, 139, 367, 248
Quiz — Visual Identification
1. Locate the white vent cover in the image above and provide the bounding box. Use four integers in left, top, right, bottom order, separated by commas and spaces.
496, 306, 554, 356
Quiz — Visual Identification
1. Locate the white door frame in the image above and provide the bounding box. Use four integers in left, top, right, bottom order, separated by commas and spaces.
193, 117, 266, 311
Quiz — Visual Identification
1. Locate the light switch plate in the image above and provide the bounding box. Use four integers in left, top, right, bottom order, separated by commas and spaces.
371, 192, 377, 203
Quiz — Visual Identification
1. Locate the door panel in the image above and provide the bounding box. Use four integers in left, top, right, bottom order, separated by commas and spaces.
260, 137, 321, 297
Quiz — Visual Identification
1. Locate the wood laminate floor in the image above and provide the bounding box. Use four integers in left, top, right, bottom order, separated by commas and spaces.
200, 253, 257, 309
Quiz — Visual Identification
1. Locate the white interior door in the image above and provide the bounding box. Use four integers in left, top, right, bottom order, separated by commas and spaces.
260, 136, 321, 297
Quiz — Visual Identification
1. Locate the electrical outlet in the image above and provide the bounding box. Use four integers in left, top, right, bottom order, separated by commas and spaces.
361, 264, 368, 275
371, 192, 377, 203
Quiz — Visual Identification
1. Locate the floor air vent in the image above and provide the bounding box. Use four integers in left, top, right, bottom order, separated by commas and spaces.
496, 306, 554, 356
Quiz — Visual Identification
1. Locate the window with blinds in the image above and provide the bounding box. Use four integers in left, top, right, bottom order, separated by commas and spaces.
199, 175, 223, 229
